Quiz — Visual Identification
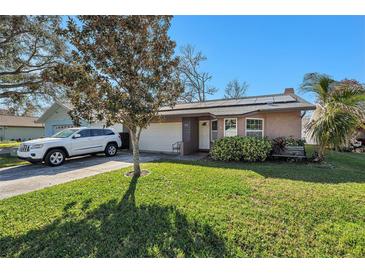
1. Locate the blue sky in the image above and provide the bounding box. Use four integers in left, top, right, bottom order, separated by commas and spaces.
169, 16, 365, 103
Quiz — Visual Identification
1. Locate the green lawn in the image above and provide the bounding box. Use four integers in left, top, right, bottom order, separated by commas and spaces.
0, 156, 28, 168
0, 150, 364, 257
0, 141, 21, 148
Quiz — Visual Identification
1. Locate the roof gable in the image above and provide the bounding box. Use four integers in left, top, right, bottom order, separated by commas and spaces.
37, 101, 73, 123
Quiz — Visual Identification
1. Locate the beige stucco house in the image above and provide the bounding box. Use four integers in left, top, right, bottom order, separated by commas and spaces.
139, 88, 315, 155
38, 88, 315, 155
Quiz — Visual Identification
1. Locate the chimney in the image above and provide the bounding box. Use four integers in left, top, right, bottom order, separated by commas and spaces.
284, 88, 295, 95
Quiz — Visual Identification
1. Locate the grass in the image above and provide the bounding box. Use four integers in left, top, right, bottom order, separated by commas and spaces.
0, 149, 364, 257
0, 141, 21, 148
0, 156, 28, 168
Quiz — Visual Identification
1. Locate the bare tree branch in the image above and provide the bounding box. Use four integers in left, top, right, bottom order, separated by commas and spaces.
178, 44, 217, 102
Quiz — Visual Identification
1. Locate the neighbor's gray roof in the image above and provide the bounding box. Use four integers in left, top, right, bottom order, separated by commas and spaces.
159, 93, 315, 117
0, 115, 44, 128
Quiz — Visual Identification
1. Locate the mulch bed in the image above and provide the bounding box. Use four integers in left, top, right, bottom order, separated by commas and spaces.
124, 170, 150, 177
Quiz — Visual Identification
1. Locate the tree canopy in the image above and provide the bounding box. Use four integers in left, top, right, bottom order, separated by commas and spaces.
178, 44, 217, 102
52, 16, 182, 177
0, 16, 67, 115
302, 73, 365, 160
224, 79, 248, 99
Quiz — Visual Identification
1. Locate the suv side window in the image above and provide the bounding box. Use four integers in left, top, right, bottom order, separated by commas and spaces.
103, 129, 115, 135
90, 129, 104, 137
78, 129, 91, 138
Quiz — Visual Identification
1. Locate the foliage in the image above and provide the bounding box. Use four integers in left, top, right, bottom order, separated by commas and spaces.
271, 136, 305, 154
178, 44, 217, 102
224, 79, 248, 99
210, 136, 272, 162
51, 16, 182, 177
301, 73, 365, 160
0, 16, 67, 115
1, 150, 365, 257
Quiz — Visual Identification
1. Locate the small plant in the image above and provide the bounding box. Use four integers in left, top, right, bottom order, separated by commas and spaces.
210, 136, 272, 162
285, 136, 305, 146
271, 136, 305, 154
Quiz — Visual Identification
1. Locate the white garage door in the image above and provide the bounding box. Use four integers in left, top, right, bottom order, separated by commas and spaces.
139, 122, 182, 153
53, 124, 74, 134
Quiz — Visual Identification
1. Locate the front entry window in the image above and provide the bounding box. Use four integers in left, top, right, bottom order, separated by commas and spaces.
211, 120, 218, 140
246, 118, 264, 138
224, 118, 237, 137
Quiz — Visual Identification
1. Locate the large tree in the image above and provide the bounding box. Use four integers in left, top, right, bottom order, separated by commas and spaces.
302, 73, 365, 160
224, 79, 248, 99
178, 44, 217, 102
52, 16, 182, 177
0, 16, 67, 114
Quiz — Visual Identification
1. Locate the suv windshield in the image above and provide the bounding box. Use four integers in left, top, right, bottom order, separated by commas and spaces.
52, 128, 79, 138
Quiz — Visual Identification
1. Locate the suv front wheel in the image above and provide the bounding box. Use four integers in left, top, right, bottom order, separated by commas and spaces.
45, 149, 66, 166
105, 143, 118, 157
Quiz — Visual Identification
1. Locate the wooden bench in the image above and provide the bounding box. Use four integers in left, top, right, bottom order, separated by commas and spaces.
271, 145, 306, 159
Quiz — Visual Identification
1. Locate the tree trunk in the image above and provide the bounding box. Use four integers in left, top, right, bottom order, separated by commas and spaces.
130, 129, 141, 177
317, 144, 325, 161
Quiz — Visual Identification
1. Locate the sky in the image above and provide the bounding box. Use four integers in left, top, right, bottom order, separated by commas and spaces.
168, 16, 365, 103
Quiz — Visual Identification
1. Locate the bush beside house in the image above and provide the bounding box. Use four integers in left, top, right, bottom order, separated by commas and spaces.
271, 136, 305, 154
210, 136, 272, 162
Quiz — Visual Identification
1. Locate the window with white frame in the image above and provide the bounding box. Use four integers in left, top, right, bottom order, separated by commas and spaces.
246, 118, 264, 138
211, 120, 218, 140
224, 118, 237, 137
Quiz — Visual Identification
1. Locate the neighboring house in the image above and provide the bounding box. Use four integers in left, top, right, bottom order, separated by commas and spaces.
37, 101, 124, 136
302, 114, 317, 145
0, 114, 44, 141
37, 88, 315, 155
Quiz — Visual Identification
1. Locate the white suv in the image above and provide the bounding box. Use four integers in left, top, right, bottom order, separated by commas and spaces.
17, 127, 122, 166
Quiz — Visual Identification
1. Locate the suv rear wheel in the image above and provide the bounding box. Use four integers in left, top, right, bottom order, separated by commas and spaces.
45, 149, 66, 166
105, 143, 118, 157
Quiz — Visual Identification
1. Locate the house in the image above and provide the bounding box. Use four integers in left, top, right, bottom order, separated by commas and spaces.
0, 114, 44, 141
38, 88, 315, 155
37, 101, 124, 136
302, 115, 317, 144
139, 88, 315, 155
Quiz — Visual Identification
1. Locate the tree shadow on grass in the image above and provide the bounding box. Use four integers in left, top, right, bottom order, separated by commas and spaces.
0, 177, 226, 257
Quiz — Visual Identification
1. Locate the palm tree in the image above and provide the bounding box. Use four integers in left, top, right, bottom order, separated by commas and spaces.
301, 73, 365, 161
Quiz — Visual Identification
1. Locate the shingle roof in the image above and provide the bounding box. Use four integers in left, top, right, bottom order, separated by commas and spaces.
0, 115, 44, 128
159, 93, 315, 117
37, 91, 316, 121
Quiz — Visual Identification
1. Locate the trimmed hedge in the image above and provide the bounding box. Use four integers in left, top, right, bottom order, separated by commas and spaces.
210, 136, 272, 162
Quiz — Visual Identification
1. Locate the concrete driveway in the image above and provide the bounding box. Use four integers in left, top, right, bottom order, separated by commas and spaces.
0, 152, 161, 200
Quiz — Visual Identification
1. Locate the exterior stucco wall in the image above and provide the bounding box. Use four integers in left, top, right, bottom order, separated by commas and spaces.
0, 126, 44, 141
217, 118, 225, 139
216, 111, 302, 139
262, 111, 302, 139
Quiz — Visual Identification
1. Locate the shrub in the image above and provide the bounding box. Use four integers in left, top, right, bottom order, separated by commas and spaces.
285, 136, 305, 146
272, 136, 305, 154
210, 136, 272, 162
